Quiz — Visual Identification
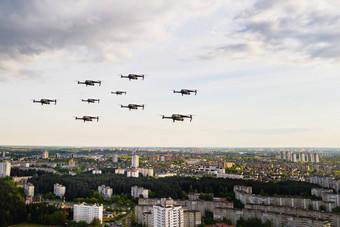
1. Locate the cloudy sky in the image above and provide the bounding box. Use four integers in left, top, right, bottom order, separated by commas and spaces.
1, 0, 340, 147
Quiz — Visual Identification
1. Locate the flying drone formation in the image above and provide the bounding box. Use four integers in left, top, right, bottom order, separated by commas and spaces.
111, 91, 127, 95
162, 114, 193, 122
173, 89, 197, 96
121, 104, 145, 111
34, 74, 198, 123
121, 74, 144, 80
33, 99, 57, 105
82, 98, 100, 104
77, 80, 101, 86
75, 116, 99, 122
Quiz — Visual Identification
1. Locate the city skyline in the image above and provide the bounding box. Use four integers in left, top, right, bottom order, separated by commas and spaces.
1, 1, 340, 147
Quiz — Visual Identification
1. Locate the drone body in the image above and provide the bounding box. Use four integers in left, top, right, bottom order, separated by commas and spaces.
121, 74, 144, 81
111, 91, 127, 95
78, 80, 101, 86
121, 104, 144, 111
162, 114, 193, 122
173, 89, 197, 96
82, 99, 100, 104
33, 99, 57, 105
75, 116, 99, 122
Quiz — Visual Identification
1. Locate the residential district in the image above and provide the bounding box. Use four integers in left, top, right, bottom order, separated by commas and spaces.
1, 146, 340, 227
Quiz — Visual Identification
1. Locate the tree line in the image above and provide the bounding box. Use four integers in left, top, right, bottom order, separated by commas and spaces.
27, 169, 320, 202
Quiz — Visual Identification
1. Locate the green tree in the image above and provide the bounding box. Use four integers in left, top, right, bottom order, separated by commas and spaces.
203, 210, 215, 225
131, 212, 137, 226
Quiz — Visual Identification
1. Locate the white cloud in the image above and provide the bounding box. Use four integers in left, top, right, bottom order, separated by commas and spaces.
0, 0, 219, 79
199, 0, 340, 62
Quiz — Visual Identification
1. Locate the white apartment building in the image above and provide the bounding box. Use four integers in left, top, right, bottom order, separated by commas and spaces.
42, 150, 49, 159
69, 159, 76, 168
54, 183, 66, 198
127, 168, 139, 178
132, 155, 139, 168
0, 161, 11, 177
25, 183, 34, 197
112, 154, 118, 163
140, 168, 154, 177
74, 203, 103, 224
92, 169, 102, 174
115, 168, 125, 174
98, 185, 113, 201
131, 186, 149, 198
153, 198, 184, 227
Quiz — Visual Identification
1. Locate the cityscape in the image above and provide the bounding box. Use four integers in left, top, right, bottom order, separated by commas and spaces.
1, 147, 340, 226
1, 1, 340, 227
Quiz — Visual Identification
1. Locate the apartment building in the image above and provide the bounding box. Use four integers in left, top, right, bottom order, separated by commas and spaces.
74, 203, 103, 224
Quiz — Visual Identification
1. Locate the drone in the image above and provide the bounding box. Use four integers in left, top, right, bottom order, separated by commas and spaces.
162, 114, 193, 122
121, 74, 144, 81
121, 104, 144, 111
111, 91, 127, 95
77, 80, 101, 86
33, 99, 57, 105
75, 116, 99, 122
82, 99, 100, 104
173, 89, 197, 96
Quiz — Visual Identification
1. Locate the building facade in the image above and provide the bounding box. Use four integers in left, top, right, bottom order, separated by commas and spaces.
131, 186, 149, 198
42, 150, 49, 159
98, 185, 113, 201
54, 183, 66, 198
0, 161, 11, 177
25, 183, 34, 197
153, 198, 184, 227
112, 154, 118, 163
132, 155, 139, 168
74, 203, 103, 224
69, 159, 76, 168
183, 210, 201, 227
